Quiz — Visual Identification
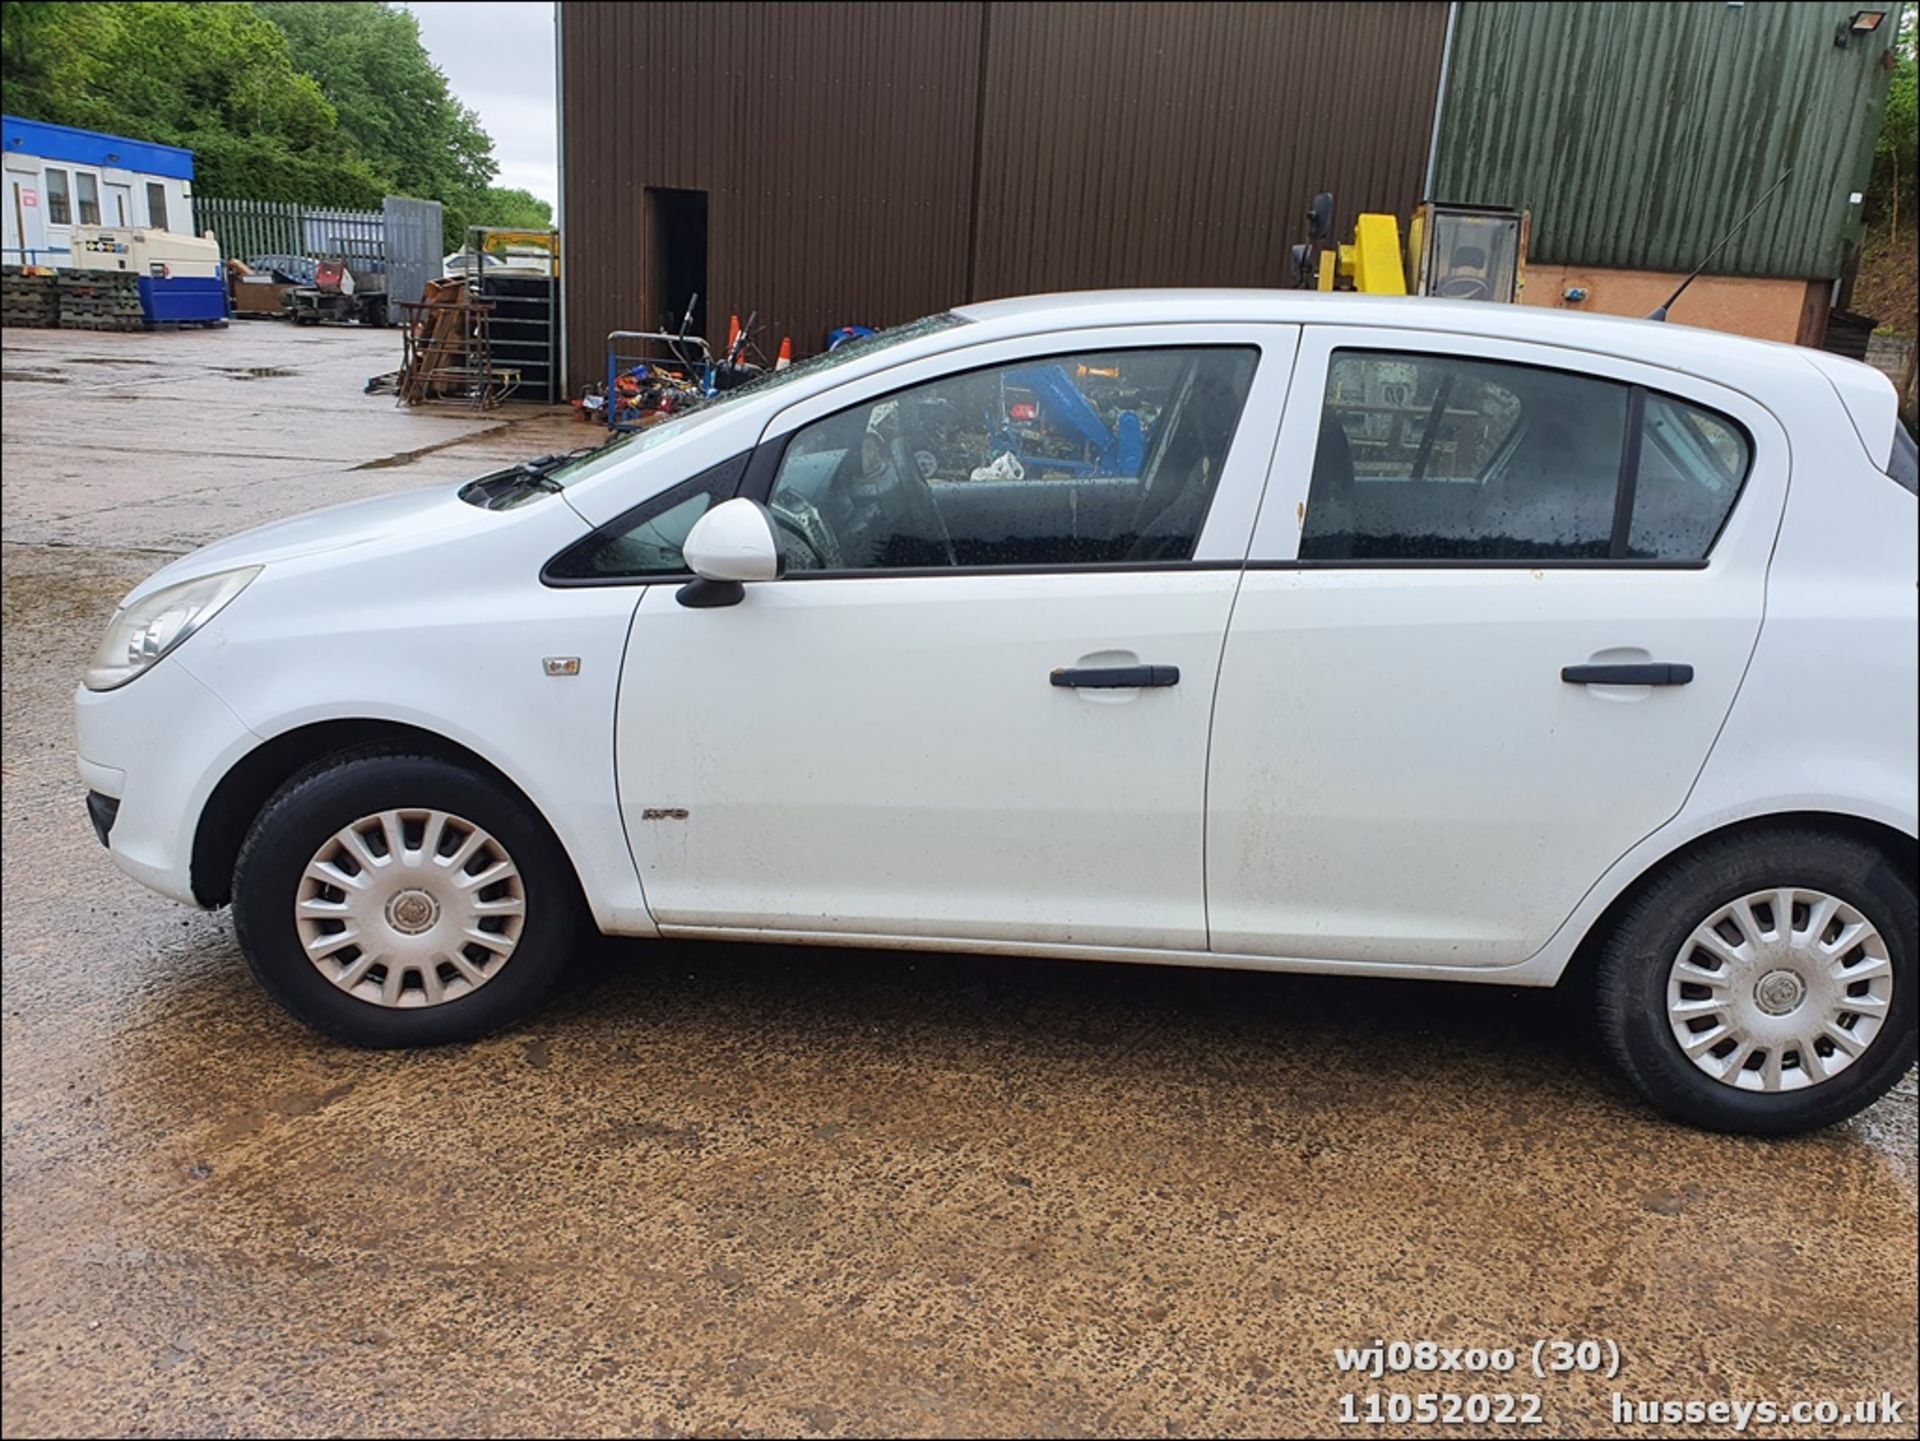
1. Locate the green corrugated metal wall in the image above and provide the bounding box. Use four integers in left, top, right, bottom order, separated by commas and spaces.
1433, 1, 1897, 279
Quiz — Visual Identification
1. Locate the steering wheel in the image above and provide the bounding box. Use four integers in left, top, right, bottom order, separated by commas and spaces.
768, 492, 839, 570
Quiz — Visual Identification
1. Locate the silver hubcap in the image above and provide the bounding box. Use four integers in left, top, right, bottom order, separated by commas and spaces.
1667, 887, 1893, 1092
295, 809, 525, 1008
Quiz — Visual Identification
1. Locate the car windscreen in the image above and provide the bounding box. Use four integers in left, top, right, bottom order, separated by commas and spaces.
542, 312, 972, 490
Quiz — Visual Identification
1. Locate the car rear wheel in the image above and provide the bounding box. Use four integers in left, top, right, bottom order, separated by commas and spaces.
1596, 828, 1917, 1134
233, 749, 582, 1047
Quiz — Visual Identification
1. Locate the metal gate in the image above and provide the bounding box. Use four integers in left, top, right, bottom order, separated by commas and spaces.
383, 197, 444, 312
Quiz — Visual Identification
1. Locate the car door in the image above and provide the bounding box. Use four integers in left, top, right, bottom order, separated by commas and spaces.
1206, 326, 1788, 969
615, 323, 1297, 950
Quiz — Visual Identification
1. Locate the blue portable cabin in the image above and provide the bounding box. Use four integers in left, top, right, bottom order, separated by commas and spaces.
2, 114, 222, 324
3, 115, 195, 259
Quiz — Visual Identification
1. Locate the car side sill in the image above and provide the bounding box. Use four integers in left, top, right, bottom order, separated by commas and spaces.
651, 924, 1564, 987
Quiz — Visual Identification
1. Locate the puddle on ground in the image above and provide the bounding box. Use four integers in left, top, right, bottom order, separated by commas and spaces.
213, 366, 296, 380
64, 356, 161, 366
1, 371, 67, 384
355, 438, 465, 469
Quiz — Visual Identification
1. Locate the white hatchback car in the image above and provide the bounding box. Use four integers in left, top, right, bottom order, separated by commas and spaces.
77, 292, 1918, 1133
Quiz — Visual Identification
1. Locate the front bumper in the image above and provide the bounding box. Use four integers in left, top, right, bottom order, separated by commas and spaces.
74, 657, 262, 906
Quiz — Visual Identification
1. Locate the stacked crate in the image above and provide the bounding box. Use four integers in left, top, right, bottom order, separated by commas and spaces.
1, 267, 60, 328
56, 269, 144, 331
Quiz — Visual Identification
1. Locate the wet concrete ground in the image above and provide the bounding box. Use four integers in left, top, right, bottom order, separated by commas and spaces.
3, 324, 1916, 1437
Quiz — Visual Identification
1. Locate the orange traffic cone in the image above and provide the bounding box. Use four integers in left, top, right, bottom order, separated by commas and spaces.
726, 313, 740, 354
774, 336, 792, 370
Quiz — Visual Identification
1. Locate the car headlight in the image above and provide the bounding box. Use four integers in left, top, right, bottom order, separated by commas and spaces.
84, 566, 260, 692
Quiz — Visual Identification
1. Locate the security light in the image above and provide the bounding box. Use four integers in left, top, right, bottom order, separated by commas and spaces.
1835, 10, 1887, 45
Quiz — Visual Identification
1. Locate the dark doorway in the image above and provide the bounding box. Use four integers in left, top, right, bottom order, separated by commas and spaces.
646, 187, 708, 340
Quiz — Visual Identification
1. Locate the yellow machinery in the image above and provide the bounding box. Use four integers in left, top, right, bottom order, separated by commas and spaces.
1300, 195, 1529, 303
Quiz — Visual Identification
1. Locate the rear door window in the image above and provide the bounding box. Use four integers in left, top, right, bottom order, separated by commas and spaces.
1299, 349, 1750, 563
1301, 351, 1627, 561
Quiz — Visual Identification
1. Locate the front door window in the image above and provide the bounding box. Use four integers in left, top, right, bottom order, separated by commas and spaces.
766, 348, 1257, 572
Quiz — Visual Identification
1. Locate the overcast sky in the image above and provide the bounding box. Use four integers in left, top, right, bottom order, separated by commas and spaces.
403, 1, 558, 208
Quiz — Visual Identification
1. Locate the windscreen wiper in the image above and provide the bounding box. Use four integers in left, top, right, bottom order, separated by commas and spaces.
461, 446, 603, 510
510, 448, 598, 486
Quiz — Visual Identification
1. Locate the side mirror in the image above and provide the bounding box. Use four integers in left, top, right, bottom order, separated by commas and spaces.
678, 497, 781, 608
1307, 192, 1334, 243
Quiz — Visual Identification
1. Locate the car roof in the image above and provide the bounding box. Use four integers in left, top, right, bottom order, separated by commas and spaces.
956, 286, 1810, 369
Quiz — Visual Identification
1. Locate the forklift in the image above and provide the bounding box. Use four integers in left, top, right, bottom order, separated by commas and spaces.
1291, 192, 1530, 303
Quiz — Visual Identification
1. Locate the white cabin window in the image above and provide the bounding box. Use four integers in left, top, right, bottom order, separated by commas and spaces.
74, 172, 100, 225
146, 182, 168, 231
43, 168, 70, 225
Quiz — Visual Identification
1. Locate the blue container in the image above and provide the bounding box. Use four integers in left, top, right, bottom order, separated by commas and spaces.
137, 275, 226, 326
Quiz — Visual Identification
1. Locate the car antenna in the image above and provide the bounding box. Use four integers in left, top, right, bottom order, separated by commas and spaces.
1646, 168, 1793, 322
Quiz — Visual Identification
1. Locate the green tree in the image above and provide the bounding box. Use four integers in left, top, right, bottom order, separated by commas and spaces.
468, 186, 553, 230
1, 1, 385, 205
255, 1, 494, 205
1868, 2, 1918, 239
1, 0, 526, 217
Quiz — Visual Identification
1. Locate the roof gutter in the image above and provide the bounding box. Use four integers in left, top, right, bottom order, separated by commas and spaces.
1421, 1, 1460, 199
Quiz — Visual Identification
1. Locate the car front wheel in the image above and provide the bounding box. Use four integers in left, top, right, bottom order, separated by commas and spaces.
232, 748, 582, 1047
1596, 828, 1917, 1134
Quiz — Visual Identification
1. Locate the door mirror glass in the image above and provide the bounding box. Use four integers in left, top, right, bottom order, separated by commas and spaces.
682, 497, 781, 582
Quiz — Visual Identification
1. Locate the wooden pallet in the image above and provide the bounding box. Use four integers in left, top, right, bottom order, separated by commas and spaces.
2, 267, 60, 326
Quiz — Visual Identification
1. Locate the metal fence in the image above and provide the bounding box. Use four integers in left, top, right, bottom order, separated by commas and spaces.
193, 198, 387, 269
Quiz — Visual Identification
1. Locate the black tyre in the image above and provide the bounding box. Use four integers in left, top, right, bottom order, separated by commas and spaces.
1596, 827, 1917, 1134
233, 748, 584, 1047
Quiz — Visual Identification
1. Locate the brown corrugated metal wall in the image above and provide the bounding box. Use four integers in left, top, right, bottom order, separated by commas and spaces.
970, 2, 1448, 299
559, 1, 1448, 387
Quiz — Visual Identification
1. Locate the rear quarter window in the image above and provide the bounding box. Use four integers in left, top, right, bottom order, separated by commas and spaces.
1627, 395, 1752, 560
1888, 421, 1918, 496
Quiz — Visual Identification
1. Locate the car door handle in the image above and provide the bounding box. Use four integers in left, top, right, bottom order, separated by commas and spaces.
1050, 664, 1181, 688
1561, 663, 1694, 686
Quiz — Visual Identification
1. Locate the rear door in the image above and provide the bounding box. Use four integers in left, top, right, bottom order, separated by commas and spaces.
1206, 326, 1787, 967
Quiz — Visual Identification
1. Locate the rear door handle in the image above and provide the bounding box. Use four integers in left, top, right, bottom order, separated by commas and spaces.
1051, 664, 1181, 688
1561, 663, 1694, 686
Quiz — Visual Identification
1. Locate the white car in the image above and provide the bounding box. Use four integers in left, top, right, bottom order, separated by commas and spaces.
439, 249, 503, 279
75, 291, 1918, 1134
